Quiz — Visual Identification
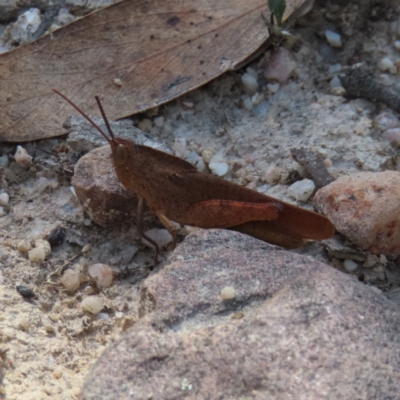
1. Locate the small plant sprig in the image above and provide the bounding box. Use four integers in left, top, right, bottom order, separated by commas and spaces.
262, 0, 301, 51
268, 0, 286, 27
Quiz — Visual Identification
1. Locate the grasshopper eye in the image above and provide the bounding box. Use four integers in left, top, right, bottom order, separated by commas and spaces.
115, 143, 128, 164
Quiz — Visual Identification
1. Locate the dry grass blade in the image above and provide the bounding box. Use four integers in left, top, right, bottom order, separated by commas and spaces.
0, 0, 308, 142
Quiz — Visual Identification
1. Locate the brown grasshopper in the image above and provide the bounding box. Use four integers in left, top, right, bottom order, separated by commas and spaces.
54, 90, 335, 260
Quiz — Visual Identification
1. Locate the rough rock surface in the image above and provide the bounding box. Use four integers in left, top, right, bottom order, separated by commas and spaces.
314, 171, 400, 255
83, 230, 400, 400
72, 145, 138, 226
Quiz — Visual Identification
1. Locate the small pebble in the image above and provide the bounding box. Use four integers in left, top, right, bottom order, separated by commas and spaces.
201, 149, 214, 164
36, 177, 59, 193
61, 269, 81, 292
28, 247, 46, 263
35, 239, 51, 258
265, 47, 296, 83
182, 101, 194, 109
142, 228, 173, 249
382, 128, 400, 147
81, 296, 104, 314
82, 244, 91, 253
263, 165, 281, 184
18, 318, 32, 332
16, 285, 35, 299
267, 83, 280, 94
379, 74, 393, 86
243, 97, 253, 110
4, 168, 16, 182
329, 76, 343, 89
17, 239, 32, 253
374, 111, 400, 131
364, 254, 379, 268
0, 193, 9, 207
88, 264, 113, 288
9, 8, 42, 44
173, 138, 188, 158
252, 102, 269, 118
395, 40, 400, 51
241, 72, 259, 94
328, 63, 342, 74
378, 57, 397, 74
53, 369, 63, 379
343, 259, 358, 272
209, 161, 229, 177
325, 30, 342, 47
113, 78, 122, 87
138, 119, 152, 133
0, 155, 9, 168
221, 286, 236, 300
288, 179, 315, 202
46, 227, 66, 247
154, 116, 164, 128
14, 145, 33, 169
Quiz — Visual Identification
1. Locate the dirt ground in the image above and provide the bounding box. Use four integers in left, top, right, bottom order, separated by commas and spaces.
1, 1, 400, 399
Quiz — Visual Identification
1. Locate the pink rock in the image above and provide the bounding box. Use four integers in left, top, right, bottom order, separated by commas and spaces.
382, 128, 400, 147
314, 171, 400, 255
265, 47, 296, 83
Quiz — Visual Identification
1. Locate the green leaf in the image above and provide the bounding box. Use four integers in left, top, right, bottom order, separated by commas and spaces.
268, 0, 286, 26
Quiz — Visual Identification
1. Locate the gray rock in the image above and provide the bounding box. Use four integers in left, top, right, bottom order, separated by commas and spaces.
83, 230, 400, 400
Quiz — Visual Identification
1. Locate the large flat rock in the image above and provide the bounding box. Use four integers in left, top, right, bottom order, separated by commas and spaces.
83, 230, 400, 400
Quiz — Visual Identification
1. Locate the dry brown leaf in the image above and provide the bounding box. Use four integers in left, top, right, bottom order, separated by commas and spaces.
0, 0, 310, 142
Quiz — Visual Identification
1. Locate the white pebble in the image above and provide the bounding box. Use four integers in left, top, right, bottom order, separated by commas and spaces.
17, 239, 31, 253
395, 40, 400, 50
221, 286, 236, 300
36, 177, 58, 193
243, 97, 253, 110
113, 78, 122, 87
328, 63, 342, 74
378, 57, 397, 74
264, 165, 282, 184
329, 76, 343, 89
154, 116, 164, 128
81, 296, 104, 314
241, 72, 259, 94
14, 145, 32, 168
0, 193, 9, 207
0, 155, 9, 168
209, 153, 229, 177
142, 228, 173, 249
267, 83, 280, 94
343, 259, 358, 272
246, 67, 258, 79
0, 207, 4, 216
28, 247, 46, 263
288, 179, 315, 202
88, 264, 113, 288
325, 30, 342, 47
252, 102, 269, 118
379, 74, 393, 86
10, 8, 42, 44
173, 138, 188, 158
61, 269, 81, 292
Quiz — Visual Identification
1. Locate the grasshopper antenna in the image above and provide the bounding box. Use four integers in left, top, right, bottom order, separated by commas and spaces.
52, 89, 112, 145
95, 96, 115, 140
